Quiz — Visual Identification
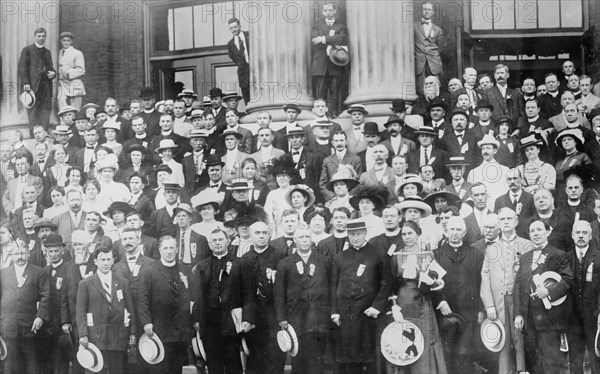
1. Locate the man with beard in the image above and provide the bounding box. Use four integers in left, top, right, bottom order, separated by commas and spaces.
440, 109, 481, 163
76, 247, 136, 374
64, 230, 96, 374
514, 220, 572, 374
480, 211, 531, 374
274, 224, 332, 374
32, 217, 60, 264
317, 207, 350, 258
567, 220, 600, 374
330, 219, 392, 373
0, 237, 50, 374
40, 234, 72, 374
193, 228, 244, 374
369, 205, 402, 256
138, 235, 195, 373
240, 221, 288, 373
183, 129, 210, 194
435, 216, 486, 373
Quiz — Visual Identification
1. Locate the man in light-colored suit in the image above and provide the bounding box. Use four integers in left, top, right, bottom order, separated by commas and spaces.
414, 2, 444, 94
480, 210, 531, 374
52, 190, 87, 245
577, 75, 600, 115
319, 131, 363, 201
344, 104, 368, 154
251, 127, 285, 182
2, 155, 43, 215
57, 32, 85, 110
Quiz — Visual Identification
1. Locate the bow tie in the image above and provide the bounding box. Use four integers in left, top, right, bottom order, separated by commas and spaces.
38, 160, 45, 164
292, 151, 300, 155
210, 184, 219, 188
486, 240, 496, 246
455, 133, 464, 139
86, 146, 95, 150
128, 256, 137, 261
285, 238, 294, 247
524, 95, 535, 101
325, 19, 335, 26
353, 126, 362, 131
421, 20, 431, 24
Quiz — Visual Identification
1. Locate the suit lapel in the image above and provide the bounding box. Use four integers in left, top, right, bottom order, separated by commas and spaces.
91, 273, 110, 304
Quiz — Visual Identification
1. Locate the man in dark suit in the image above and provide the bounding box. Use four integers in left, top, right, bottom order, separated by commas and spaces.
380, 115, 417, 157
464, 182, 492, 244
84, 211, 113, 249
192, 228, 245, 374
127, 173, 155, 224
317, 207, 350, 258
311, 2, 348, 118
450, 67, 483, 111
148, 114, 191, 163
439, 110, 481, 166
144, 182, 180, 239
539, 73, 563, 119
319, 131, 363, 202
494, 168, 536, 219
70, 127, 101, 173
567, 221, 600, 374
52, 189, 87, 244
76, 247, 136, 374
412, 75, 451, 116
173, 203, 211, 266
514, 220, 572, 374
483, 64, 522, 124
208, 88, 228, 132
0, 238, 51, 374
274, 224, 332, 374
138, 235, 195, 373
240, 222, 288, 373
40, 234, 72, 374
2, 155, 44, 216
269, 209, 300, 256
138, 87, 162, 137
183, 130, 210, 195
227, 17, 250, 104
414, 2, 443, 94
407, 125, 449, 180
18, 27, 56, 132
113, 212, 159, 261
444, 156, 472, 201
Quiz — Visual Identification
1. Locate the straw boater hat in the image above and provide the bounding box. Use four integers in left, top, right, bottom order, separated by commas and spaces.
76, 342, 104, 372
326, 165, 359, 191
277, 325, 299, 357
477, 134, 500, 148
138, 333, 165, 364
446, 156, 469, 168
480, 318, 506, 352
396, 197, 432, 218
53, 125, 73, 136
415, 126, 437, 137
189, 129, 209, 139
346, 218, 367, 231
519, 134, 545, 149
155, 139, 178, 153
190, 110, 204, 120
81, 103, 100, 113
227, 180, 253, 191
220, 128, 244, 140
100, 121, 120, 132
285, 125, 305, 137
223, 92, 243, 101
178, 89, 198, 98
191, 189, 223, 211
346, 104, 369, 115
20, 91, 35, 109
191, 331, 206, 361
285, 185, 316, 208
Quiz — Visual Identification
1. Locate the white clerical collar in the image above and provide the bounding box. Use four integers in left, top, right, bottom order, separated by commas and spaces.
528, 115, 539, 122
315, 138, 329, 145
161, 130, 173, 136
385, 228, 400, 237
213, 252, 228, 260
35, 42, 44, 48
568, 199, 581, 206
51, 259, 64, 268
549, 91, 559, 97
333, 231, 347, 238
538, 211, 553, 219
135, 133, 147, 139
144, 109, 155, 114
161, 259, 176, 267
253, 246, 268, 254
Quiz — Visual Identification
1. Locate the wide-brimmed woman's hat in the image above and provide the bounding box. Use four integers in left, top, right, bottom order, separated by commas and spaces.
520, 133, 545, 149
76, 343, 104, 372
423, 191, 461, 211
396, 197, 432, 218
349, 185, 387, 211
191, 190, 223, 211
397, 174, 424, 195
155, 139, 178, 153
555, 128, 585, 150
285, 185, 316, 208
326, 164, 359, 191
138, 333, 165, 364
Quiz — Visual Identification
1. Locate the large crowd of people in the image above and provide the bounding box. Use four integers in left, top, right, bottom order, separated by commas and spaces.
4, 2, 600, 374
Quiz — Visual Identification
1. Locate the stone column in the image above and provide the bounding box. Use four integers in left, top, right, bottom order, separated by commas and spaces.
343, 0, 418, 117
242, 1, 314, 123
1, 0, 60, 133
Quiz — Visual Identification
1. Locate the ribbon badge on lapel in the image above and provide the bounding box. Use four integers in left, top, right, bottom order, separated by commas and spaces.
296, 261, 304, 275
226, 261, 233, 275
190, 243, 197, 259
309, 264, 316, 277
179, 272, 188, 289
56, 277, 63, 290
266, 268, 276, 283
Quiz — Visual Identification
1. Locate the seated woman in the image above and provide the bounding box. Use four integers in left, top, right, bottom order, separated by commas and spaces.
517, 134, 556, 194
387, 220, 447, 374
325, 165, 359, 214
303, 204, 332, 246
349, 185, 387, 241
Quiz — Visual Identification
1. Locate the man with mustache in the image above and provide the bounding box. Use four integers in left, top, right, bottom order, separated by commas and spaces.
493, 168, 535, 219
65, 230, 96, 374
112, 211, 159, 261
381, 116, 417, 158
467, 134, 510, 210
439, 110, 480, 164
52, 189, 87, 245
0, 237, 50, 374
483, 64, 521, 124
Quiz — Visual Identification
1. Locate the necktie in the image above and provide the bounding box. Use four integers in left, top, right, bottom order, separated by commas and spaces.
421, 20, 430, 24
286, 238, 293, 248
179, 232, 186, 263
578, 250, 585, 263
512, 194, 519, 205
424, 148, 430, 165
61, 49, 65, 57
486, 241, 495, 246
38, 160, 44, 164
102, 281, 112, 303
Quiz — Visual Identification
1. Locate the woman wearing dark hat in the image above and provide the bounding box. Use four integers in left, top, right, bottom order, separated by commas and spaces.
516, 134, 556, 193
325, 165, 359, 214
554, 128, 592, 187
494, 115, 521, 168
285, 184, 316, 223
388, 220, 448, 373
264, 157, 301, 238
303, 204, 332, 245
240, 158, 270, 206
349, 185, 387, 240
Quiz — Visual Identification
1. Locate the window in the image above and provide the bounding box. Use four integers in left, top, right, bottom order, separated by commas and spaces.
468, 0, 584, 34
149, 1, 248, 53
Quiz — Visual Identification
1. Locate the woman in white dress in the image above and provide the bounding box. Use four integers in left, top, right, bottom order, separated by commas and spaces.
190, 189, 225, 235
264, 157, 299, 238
96, 154, 131, 204
82, 179, 109, 214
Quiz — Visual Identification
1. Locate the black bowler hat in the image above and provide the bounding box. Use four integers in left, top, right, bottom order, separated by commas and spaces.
390, 99, 407, 112
362, 122, 380, 135
139, 87, 155, 99
209, 88, 225, 98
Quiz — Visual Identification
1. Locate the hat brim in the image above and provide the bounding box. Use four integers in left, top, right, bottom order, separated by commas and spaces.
34, 223, 58, 231
426, 102, 449, 112
77, 343, 104, 372
423, 191, 461, 210
285, 187, 316, 208
396, 200, 432, 217
288, 325, 299, 357
220, 132, 244, 140
481, 319, 506, 352
0, 336, 6, 361
57, 108, 78, 116
20, 92, 36, 109
415, 129, 437, 137
347, 108, 369, 115
283, 105, 302, 113
191, 332, 207, 360
349, 193, 386, 211
326, 178, 359, 191
398, 180, 424, 195
155, 145, 178, 153
384, 119, 403, 128
475, 104, 494, 112
139, 333, 165, 364
519, 140, 544, 149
